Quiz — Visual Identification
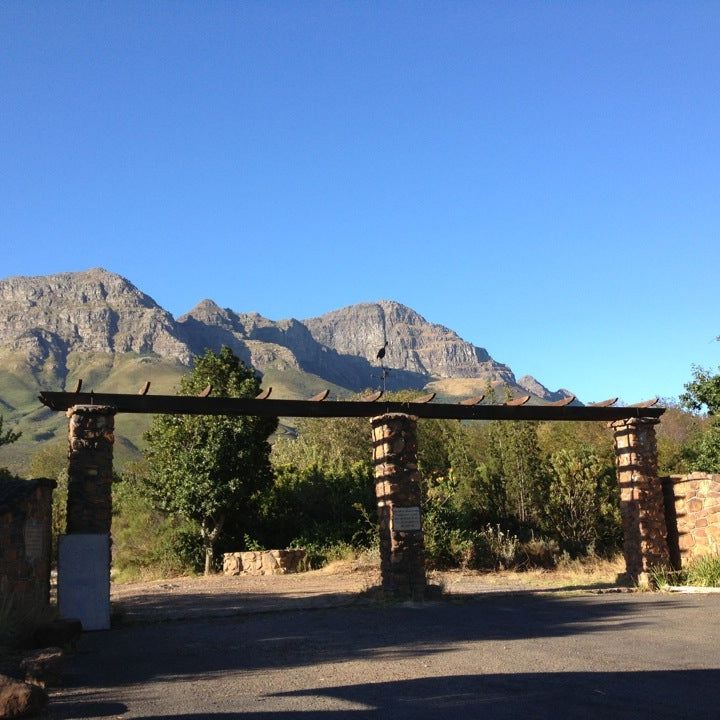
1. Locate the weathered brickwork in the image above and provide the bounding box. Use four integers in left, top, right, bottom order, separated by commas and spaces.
610, 417, 670, 584
371, 413, 426, 600
0, 478, 56, 609
66, 405, 115, 535
223, 549, 306, 576
663, 473, 720, 567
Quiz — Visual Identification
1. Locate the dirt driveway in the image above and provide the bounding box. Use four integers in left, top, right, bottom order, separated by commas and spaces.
109, 560, 622, 623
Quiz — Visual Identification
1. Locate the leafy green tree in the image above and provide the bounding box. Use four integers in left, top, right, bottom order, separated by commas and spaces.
144, 347, 277, 574
682, 365, 720, 415
682, 364, 720, 473
488, 420, 545, 525
272, 415, 370, 470
544, 449, 601, 552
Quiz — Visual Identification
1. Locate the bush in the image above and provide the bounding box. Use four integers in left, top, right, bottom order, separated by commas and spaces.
249, 461, 376, 552
542, 449, 621, 556
112, 464, 204, 581
650, 554, 720, 588
685, 554, 720, 586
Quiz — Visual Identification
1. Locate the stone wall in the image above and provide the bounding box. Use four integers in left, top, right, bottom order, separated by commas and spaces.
0, 478, 56, 609
223, 549, 306, 576
663, 473, 720, 567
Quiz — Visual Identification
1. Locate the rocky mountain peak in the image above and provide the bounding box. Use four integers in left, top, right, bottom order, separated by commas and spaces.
0, 268, 191, 364
303, 300, 507, 381
517, 375, 573, 403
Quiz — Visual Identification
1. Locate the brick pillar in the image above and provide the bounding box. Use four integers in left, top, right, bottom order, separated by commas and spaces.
371, 413, 426, 600
66, 405, 116, 535
610, 417, 669, 585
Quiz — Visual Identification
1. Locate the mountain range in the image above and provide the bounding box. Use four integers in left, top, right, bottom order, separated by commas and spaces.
0, 268, 572, 473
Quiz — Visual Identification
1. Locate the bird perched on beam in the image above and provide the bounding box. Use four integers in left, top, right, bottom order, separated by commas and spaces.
376, 340, 388, 362
376, 340, 389, 392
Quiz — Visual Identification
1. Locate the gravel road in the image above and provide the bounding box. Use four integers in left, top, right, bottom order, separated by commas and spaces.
45, 571, 720, 719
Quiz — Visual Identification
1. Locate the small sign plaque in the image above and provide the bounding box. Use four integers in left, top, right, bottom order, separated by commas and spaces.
392, 506, 422, 532
24, 521, 45, 563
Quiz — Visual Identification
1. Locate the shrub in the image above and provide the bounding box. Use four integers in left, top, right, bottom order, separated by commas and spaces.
249, 461, 376, 552
650, 555, 720, 588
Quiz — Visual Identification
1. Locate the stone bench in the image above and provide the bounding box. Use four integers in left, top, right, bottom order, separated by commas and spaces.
222, 549, 306, 576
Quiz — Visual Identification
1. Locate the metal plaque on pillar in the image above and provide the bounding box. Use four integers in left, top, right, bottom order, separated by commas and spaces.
58, 534, 111, 631
392, 506, 422, 532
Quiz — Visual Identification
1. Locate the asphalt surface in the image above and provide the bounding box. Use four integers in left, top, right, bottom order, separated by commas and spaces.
46, 590, 720, 720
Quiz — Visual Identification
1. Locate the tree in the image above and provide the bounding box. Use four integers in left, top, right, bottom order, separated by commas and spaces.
682, 365, 720, 415
0, 415, 21, 481
543, 449, 610, 555
488, 420, 545, 525
144, 347, 278, 574
0, 415, 21, 449
682, 365, 720, 473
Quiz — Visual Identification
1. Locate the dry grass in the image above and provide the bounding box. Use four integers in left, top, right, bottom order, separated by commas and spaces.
446, 554, 626, 591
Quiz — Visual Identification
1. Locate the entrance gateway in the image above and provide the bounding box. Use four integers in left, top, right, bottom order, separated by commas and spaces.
40, 388, 666, 608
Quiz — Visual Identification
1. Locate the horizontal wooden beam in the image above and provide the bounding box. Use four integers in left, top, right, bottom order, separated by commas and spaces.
38, 391, 665, 422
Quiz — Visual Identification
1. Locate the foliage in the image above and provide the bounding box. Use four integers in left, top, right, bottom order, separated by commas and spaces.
251, 461, 376, 552
690, 421, 720, 473
488, 420, 545, 525
0, 414, 21, 481
113, 462, 204, 580
650, 554, 720, 588
29, 440, 69, 555
144, 347, 277, 573
272, 415, 371, 470
655, 404, 706, 474
681, 365, 720, 473
0, 414, 21, 448
542, 449, 620, 556
682, 365, 720, 415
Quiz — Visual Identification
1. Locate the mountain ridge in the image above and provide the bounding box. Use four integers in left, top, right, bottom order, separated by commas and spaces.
0, 268, 572, 399
0, 268, 573, 472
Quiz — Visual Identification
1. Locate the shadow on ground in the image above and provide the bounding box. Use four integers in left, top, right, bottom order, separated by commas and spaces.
64, 593, 687, 686
52, 669, 720, 719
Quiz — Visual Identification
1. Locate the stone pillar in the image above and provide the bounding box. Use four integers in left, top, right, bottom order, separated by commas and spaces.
371, 413, 426, 600
610, 417, 669, 585
66, 405, 116, 535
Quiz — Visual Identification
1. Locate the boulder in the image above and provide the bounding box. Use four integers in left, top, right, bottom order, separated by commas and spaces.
0, 674, 47, 718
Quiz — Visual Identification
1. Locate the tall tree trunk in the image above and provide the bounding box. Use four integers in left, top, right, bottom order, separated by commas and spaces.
201, 514, 225, 576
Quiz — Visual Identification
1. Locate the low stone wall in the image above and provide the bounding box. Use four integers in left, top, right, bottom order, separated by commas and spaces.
223, 549, 306, 576
0, 478, 56, 609
663, 473, 720, 567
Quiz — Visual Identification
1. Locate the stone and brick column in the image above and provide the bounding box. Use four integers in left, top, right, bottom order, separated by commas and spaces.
371, 413, 426, 600
66, 405, 116, 535
610, 417, 669, 585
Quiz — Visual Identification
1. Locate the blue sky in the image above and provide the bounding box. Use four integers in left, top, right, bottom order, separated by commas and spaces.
1, 2, 718, 403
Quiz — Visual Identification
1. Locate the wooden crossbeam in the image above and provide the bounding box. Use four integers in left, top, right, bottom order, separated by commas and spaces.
38, 391, 665, 422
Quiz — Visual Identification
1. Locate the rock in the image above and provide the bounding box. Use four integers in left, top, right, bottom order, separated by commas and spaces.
517, 375, 574, 403
20, 648, 63, 687
31, 619, 82, 650
223, 550, 307, 576
0, 268, 192, 364
0, 674, 47, 718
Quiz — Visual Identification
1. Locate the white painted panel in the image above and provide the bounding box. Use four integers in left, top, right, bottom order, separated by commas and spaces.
58, 534, 110, 631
